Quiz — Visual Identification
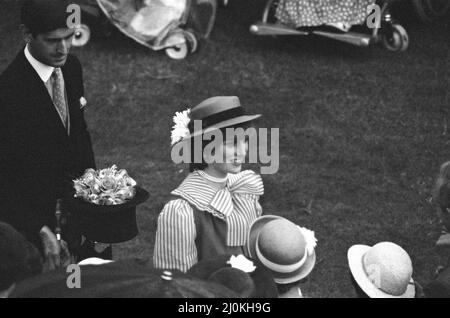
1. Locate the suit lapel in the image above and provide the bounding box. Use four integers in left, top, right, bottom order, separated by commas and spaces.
20, 51, 70, 139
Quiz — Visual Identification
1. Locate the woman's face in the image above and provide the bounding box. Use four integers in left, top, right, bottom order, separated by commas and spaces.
206, 136, 248, 177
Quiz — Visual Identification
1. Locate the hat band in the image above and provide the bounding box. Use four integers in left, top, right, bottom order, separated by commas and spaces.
255, 236, 308, 274
189, 107, 245, 132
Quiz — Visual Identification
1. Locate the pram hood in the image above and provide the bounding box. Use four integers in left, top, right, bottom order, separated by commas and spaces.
97, 0, 189, 49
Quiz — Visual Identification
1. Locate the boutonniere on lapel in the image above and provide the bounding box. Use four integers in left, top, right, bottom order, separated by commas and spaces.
79, 96, 87, 110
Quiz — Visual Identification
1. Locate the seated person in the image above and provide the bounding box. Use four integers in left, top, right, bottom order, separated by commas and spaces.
275, 0, 376, 32
0, 222, 43, 298
244, 215, 318, 298
347, 241, 420, 298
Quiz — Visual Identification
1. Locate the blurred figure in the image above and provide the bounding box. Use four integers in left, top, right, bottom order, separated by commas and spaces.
432, 161, 450, 247
0, 222, 43, 298
244, 215, 318, 298
11, 258, 254, 298
424, 261, 450, 298
347, 242, 418, 298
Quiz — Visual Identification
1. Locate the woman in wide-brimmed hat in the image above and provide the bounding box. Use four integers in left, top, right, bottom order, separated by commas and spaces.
244, 215, 318, 298
153, 96, 263, 273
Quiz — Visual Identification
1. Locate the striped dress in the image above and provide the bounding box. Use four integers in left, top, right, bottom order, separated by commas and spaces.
153, 170, 264, 272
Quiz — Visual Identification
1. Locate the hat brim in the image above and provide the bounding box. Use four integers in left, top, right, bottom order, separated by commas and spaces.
186, 114, 262, 140
245, 215, 316, 284
347, 245, 415, 298
272, 250, 316, 284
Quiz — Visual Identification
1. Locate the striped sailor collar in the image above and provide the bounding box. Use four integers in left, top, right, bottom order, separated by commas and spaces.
171, 170, 233, 219
171, 170, 264, 219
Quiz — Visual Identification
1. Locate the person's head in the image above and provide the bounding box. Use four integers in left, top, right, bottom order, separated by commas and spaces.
244, 216, 317, 287
0, 222, 43, 297
433, 161, 450, 205
171, 96, 261, 177
20, 0, 76, 67
188, 254, 279, 298
347, 242, 415, 298
189, 121, 253, 175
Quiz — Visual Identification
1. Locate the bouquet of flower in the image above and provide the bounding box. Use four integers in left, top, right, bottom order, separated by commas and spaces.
73, 165, 137, 205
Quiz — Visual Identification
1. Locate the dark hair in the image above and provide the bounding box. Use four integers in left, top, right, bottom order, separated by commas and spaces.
21, 0, 73, 37
189, 121, 255, 172
0, 222, 43, 290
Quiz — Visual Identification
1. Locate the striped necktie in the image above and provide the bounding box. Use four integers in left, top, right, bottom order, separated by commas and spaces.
51, 68, 68, 130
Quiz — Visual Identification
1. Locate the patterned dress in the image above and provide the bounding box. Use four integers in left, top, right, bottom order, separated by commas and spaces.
275, 0, 376, 28
153, 170, 264, 272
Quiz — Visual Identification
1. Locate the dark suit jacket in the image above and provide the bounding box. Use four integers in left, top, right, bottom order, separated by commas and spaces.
0, 50, 96, 249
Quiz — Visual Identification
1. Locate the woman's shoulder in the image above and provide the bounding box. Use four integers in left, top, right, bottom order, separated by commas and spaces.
160, 198, 194, 217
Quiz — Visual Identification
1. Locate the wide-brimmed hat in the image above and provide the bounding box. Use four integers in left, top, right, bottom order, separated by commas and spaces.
244, 215, 317, 284
188, 254, 278, 298
347, 242, 415, 298
180, 96, 261, 140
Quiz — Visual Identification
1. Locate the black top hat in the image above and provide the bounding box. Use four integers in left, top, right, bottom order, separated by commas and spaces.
65, 186, 149, 243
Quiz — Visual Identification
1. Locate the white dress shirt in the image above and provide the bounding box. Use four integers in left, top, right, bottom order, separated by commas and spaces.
24, 45, 70, 133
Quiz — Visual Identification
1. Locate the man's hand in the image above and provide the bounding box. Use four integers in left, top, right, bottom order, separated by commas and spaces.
39, 225, 61, 272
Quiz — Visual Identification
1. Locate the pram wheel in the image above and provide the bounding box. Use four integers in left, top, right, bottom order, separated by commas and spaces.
382, 24, 409, 52
166, 43, 189, 60
72, 24, 91, 47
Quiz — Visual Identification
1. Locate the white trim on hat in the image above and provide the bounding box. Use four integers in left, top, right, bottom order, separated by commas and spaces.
255, 237, 308, 274
347, 245, 415, 298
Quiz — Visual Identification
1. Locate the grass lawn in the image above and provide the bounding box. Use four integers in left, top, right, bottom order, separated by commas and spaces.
1, 0, 449, 297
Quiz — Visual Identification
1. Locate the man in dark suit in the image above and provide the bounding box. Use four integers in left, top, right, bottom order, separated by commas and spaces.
0, 0, 97, 269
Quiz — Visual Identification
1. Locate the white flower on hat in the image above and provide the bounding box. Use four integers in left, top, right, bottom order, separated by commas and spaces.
227, 255, 256, 273
297, 226, 317, 256
170, 109, 191, 145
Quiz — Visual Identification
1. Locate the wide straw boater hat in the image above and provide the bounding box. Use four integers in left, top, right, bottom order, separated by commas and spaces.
171, 96, 261, 145
245, 215, 317, 284
347, 242, 415, 298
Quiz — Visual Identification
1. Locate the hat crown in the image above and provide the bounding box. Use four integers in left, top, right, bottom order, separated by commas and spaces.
190, 96, 241, 120
363, 242, 413, 296
258, 219, 306, 265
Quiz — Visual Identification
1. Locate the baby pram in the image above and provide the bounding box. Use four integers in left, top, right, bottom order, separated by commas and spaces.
250, 0, 410, 52
72, 0, 218, 59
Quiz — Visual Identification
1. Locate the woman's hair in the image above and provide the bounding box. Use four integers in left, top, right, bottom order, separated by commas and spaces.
189, 121, 254, 172
432, 161, 450, 207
